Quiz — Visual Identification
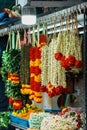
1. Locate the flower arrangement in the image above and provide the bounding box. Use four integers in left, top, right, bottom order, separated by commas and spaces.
54, 31, 83, 73
40, 108, 85, 130
1, 49, 23, 110
41, 36, 67, 97
29, 47, 42, 103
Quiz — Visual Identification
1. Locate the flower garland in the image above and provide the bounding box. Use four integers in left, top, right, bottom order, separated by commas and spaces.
20, 44, 31, 95
29, 47, 42, 103
40, 34, 67, 97
54, 31, 82, 73
1, 49, 23, 110
8, 72, 20, 84
41, 45, 48, 91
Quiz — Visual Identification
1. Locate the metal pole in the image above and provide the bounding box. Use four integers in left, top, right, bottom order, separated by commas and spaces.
83, 8, 87, 130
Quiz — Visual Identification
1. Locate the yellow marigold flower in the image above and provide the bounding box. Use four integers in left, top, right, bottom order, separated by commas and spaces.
35, 92, 42, 96
34, 74, 41, 82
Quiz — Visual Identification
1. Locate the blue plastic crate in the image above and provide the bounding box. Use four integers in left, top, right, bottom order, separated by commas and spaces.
9, 113, 18, 124
18, 117, 29, 127
45, 109, 61, 114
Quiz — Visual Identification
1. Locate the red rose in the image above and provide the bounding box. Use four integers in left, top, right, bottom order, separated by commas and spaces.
61, 56, 71, 70
67, 55, 75, 66
75, 60, 83, 68
55, 52, 63, 60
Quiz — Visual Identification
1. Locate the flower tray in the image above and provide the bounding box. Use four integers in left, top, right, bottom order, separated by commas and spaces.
9, 113, 18, 124
17, 117, 30, 127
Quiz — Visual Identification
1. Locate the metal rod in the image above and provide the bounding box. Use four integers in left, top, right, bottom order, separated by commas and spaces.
83, 8, 87, 130
30, 0, 83, 7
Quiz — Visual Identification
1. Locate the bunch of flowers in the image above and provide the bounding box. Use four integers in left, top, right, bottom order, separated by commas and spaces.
46, 82, 67, 98
1, 49, 23, 110
41, 36, 67, 97
29, 47, 42, 103
54, 31, 83, 72
41, 108, 85, 130
9, 96, 22, 110
58, 108, 85, 129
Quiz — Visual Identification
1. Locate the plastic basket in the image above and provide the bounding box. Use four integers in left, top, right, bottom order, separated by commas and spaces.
18, 117, 29, 127
9, 113, 18, 124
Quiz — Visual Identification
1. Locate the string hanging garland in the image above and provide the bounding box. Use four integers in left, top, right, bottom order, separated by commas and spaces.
54, 15, 82, 73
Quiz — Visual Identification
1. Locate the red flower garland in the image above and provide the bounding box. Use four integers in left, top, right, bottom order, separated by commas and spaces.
75, 60, 83, 68
55, 53, 83, 71
29, 47, 42, 103
46, 82, 68, 98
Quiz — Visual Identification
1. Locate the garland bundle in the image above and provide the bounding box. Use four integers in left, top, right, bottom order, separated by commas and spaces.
41, 36, 67, 98
1, 49, 23, 110
55, 31, 82, 73
29, 46, 42, 103
20, 44, 31, 95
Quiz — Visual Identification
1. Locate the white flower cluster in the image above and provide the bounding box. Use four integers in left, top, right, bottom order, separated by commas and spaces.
40, 111, 84, 130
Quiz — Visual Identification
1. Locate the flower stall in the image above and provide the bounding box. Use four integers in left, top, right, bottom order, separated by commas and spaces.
0, 1, 87, 130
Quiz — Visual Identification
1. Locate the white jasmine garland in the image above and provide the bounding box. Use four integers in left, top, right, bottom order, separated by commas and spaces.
48, 38, 58, 87
41, 45, 49, 86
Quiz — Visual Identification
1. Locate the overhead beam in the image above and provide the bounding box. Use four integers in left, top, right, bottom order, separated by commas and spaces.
30, 0, 83, 7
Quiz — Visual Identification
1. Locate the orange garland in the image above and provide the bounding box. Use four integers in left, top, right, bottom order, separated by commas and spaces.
29, 47, 42, 103
8, 72, 20, 84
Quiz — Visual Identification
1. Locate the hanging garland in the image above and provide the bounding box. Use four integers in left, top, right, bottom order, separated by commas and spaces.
41, 45, 48, 92
29, 46, 42, 103
20, 44, 31, 95
55, 15, 82, 73
1, 32, 23, 110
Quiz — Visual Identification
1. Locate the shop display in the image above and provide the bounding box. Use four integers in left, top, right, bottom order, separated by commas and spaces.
12, 104, 43, 120
40, 108, 84, 130
0, 1, 86, 129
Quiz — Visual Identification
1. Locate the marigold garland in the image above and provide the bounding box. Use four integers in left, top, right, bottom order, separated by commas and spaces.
29, 47, 42, 103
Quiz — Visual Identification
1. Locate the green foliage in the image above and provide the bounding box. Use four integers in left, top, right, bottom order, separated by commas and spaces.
0, 112, 11, 129
1, 49, 21, 81
5, 80, 22, 99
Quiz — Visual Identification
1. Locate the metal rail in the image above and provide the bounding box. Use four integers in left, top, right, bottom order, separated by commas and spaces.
0, 2, 86, 36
